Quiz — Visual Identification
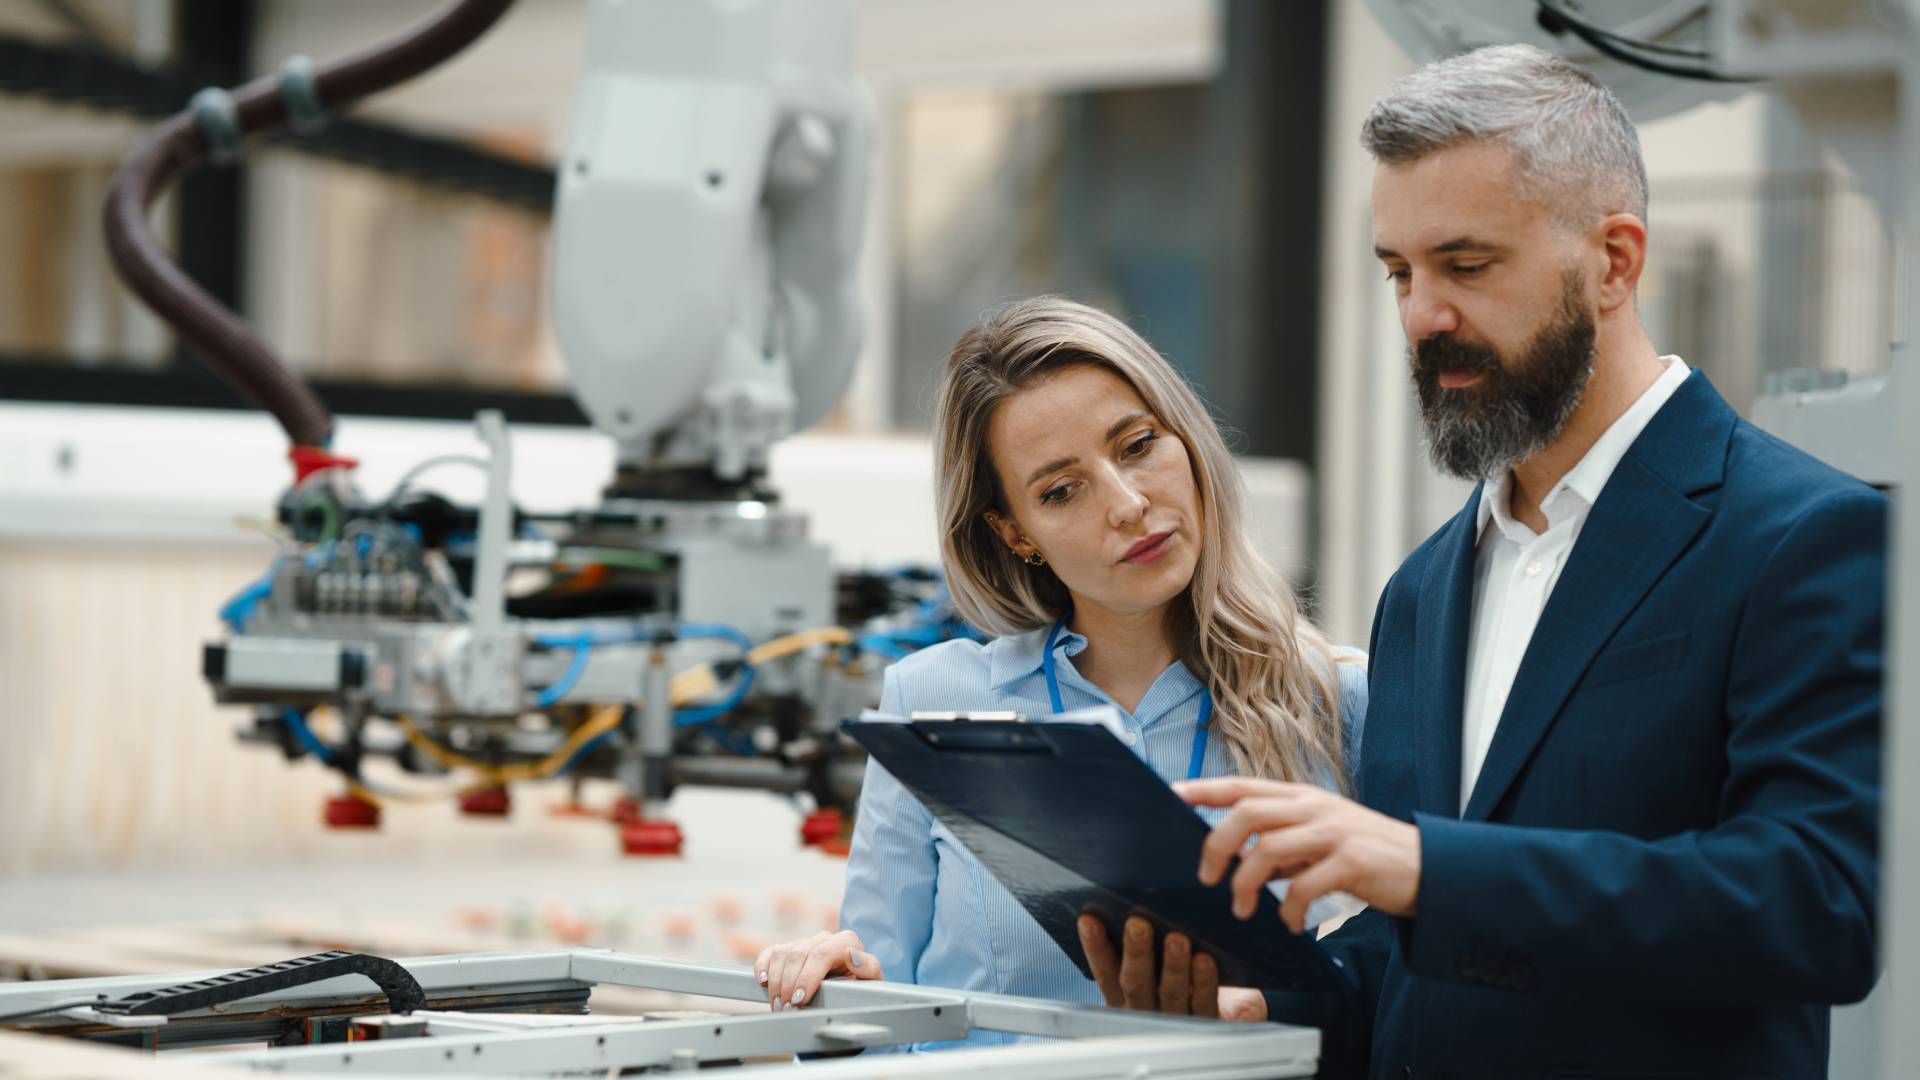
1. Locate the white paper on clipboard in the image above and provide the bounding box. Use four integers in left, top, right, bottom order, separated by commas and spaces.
855, 704, 1128, 741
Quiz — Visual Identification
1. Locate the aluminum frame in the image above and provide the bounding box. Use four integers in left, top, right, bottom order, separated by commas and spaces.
0, 948, 1319, 1078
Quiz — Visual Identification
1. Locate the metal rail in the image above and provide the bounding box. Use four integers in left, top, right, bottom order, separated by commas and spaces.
0, 948, 1320, 1078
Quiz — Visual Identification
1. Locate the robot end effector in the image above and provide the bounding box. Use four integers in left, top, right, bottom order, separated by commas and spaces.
551, 0, 872, 492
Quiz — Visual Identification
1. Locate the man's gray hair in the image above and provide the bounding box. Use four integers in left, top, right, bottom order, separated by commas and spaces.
1361, 44, 1649, 227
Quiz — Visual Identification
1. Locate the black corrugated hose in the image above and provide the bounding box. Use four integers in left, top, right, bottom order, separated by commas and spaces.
102, 0, 518, 450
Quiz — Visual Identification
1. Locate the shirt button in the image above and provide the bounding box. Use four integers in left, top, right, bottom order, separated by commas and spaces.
1525, 559, 1546, 577
1121, 730, 1138, 746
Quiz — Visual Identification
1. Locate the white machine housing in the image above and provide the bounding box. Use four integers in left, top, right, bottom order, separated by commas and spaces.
552, 0, 872, 481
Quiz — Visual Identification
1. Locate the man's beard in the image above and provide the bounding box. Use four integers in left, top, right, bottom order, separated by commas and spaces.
1411, 271, 1597, 481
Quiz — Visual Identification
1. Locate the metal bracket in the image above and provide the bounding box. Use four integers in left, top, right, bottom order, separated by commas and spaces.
814, 1021, 895, 1046
469, 409, 512, 637
277, 54, 331, 136
188, 85, 244, 166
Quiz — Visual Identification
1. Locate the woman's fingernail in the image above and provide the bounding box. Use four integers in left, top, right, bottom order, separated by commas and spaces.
757, 971, 768, 984
773, 999, 784, 1012
792, 989, 806, 1005
849, 950, 864, 968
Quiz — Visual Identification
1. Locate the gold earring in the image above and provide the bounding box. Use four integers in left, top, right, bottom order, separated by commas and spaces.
1024, 551, 1046, 567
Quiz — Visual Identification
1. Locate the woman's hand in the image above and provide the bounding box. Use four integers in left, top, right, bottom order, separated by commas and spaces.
754, 930, 883, 1010
1077, 914, 1266, 1021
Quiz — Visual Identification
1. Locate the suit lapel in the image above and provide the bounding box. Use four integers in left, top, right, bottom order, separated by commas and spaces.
1461, 371, 1734, 822
1412, 489, 1481, 817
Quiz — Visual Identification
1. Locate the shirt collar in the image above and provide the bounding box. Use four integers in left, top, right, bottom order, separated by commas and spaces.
986, 621, 1086, 690
984, 622, 1207, 722
1477, 356, 1692, 541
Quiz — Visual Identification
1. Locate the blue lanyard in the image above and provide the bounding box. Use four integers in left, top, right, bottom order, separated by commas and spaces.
1042, 617, 1212, 781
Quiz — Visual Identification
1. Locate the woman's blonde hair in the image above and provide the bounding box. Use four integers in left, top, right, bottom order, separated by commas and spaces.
933, 295, 1349, 788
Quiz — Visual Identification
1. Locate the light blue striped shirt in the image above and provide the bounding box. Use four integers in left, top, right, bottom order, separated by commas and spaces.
840, 624, 1368, 1049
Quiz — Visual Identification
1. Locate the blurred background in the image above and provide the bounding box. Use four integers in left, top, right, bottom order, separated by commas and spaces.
0, 0, 1897, 1001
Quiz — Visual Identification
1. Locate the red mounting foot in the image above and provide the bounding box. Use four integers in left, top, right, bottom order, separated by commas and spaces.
609, 797, 642, 825
621, 819, 684, 857
800, 808, 844, 847
288, 445, 359, 484
460, 787, 512, 817
323, 794, 380, 829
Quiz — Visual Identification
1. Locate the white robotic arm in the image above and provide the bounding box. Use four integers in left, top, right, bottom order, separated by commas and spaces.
551, 0, 870, 485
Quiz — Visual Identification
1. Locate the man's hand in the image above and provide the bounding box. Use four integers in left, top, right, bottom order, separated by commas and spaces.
1175, 777, 1421, 934
1077, 914, 1267, 1022
753, 929, 882, 1010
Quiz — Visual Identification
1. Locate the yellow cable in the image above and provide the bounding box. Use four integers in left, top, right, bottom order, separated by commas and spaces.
343, 779, 384, 806
518, 703, 627, 778
747, 626, 852, 665
669, 664, 720, 703
398, 703, 625, 785
669, 627, 851, 706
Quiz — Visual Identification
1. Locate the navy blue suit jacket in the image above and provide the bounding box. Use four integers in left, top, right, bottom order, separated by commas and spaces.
1295, 372, 1885, 1079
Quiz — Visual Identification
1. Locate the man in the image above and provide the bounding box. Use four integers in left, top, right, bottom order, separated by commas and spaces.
1085, 43, 1884, 1078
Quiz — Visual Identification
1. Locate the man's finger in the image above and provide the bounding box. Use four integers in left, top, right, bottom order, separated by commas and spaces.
1118, 916, 1158, 1010
1197, 799, 1269, 886
1193, 951, 1220, 1021
1173, 777, 1300, 806
1078, 915, 1125, 1007
1199, 796, 1315, 887
1279, 856, 1349, 935
1229, 826, 1332, 918
1158, 932, 1192, 1016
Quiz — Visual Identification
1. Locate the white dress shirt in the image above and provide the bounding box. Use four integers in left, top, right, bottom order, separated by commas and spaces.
1458, 357, 1692, 812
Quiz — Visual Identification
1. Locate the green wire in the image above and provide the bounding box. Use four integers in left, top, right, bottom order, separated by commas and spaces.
296, 489, 339, 544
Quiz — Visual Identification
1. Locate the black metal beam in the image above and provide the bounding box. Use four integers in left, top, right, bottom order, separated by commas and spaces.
1210, 0, 1330, 465
173, 0, 252, 326
0, 353, 590, 426
0, 32, 557, 213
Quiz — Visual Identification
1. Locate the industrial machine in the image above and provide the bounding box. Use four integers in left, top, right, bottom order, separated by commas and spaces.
102, 0, 970, 854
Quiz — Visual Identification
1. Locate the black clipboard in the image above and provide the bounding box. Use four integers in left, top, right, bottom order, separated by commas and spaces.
842, 717, 1353, 994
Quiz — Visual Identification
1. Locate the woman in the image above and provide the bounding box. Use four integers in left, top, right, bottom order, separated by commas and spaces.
755, 296, 1365, 1041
